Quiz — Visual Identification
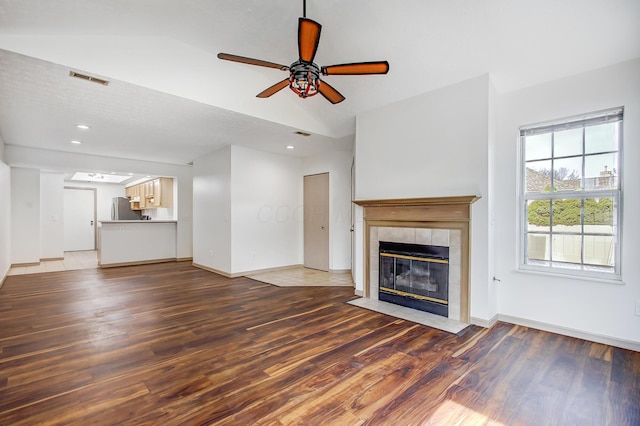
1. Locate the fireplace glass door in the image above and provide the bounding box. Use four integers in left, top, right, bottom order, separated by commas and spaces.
379, 242, 449, 316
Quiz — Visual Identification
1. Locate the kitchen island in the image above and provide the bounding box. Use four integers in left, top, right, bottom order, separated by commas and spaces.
98, 220, 177, 267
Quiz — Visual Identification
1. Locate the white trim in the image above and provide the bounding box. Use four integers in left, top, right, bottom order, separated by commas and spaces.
520, 106, 623, 135
471, 314, 498, 328
193, 263, 303, 279
498, 314, 640, 353
354, 289, 363, 297
519, 107, 623, 281
516, 265, 624, 285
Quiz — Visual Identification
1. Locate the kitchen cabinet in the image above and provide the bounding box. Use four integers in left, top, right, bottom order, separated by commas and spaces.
126, 185, 142, 210
125, 177, 173, 210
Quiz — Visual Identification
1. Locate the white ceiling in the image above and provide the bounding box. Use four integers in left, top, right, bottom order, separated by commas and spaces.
0, 0, 639, 166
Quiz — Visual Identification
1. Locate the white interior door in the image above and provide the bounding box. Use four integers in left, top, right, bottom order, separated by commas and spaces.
304, 173, 330, 271
64, 188, 96, 251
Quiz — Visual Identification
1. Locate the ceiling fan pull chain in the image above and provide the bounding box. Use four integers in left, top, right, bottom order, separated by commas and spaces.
303, 0, 306, 18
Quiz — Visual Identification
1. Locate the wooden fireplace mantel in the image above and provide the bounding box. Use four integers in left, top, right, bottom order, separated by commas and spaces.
354, 196, 480, 224
354, 195, 480, 324
353, 195, 480, 208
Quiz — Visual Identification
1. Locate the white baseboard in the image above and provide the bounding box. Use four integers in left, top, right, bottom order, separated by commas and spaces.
192, 263, 234, 277
498, 314, 640, 353
354, 289, 363, 297
470, 314, 498, 328
99, 258, 176, 268
193, 263, 303, 279
11, 261, 39, 267
0, 270, 7, 289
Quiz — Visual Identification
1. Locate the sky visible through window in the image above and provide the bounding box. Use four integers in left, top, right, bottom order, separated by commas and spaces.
525, 122, 619, 182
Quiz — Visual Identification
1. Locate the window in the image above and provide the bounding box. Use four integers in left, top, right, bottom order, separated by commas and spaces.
520, 107, 622, 279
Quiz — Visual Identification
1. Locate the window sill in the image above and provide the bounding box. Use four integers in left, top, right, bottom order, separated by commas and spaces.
516, 266, 624, 285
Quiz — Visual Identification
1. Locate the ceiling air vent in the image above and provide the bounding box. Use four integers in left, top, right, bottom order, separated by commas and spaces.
294, 131, 311, 137
69, 71, 110, 86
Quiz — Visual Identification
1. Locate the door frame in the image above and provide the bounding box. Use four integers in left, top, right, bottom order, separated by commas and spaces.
351, 158, 355, 278
64, 186, 98, 251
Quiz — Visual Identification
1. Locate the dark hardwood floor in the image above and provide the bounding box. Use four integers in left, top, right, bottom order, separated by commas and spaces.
0, 262, 638, 425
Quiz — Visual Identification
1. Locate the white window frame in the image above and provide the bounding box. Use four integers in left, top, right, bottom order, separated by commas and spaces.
519, 107, 623, 281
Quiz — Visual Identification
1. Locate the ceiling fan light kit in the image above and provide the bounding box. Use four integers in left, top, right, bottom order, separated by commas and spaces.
288, 58, 320, 99
217, 1, 389, 104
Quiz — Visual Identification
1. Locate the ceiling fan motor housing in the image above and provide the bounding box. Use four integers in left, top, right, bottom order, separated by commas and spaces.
289, 60, 320, 98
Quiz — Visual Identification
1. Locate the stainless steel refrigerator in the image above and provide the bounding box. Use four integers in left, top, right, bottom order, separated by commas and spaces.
111, 197, 141, 220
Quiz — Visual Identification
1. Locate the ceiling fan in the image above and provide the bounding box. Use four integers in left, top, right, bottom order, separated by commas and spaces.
217, 0, 389, 104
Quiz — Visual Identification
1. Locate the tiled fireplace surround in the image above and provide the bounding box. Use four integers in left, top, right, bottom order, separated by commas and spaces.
355, 196, 479, 324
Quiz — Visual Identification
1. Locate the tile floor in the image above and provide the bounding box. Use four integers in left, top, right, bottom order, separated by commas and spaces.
248, 265, 469, 334
7, 250, 98, 276
348, 297, 469, 334
247, 265, 354, 287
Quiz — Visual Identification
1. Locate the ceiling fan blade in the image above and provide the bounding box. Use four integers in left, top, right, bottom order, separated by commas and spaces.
318, 80, 345, 104
321, 61, 389, 75
256, 79, 290, 98
298, 18, 321, 63
218, 53, 289, 71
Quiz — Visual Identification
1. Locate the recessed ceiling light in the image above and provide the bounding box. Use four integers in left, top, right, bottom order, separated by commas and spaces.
286, 145, 295, 150
76, 124, 91, 130
110, 172, 116, 175
128, 173, 133, 176
70, 140, 82, 145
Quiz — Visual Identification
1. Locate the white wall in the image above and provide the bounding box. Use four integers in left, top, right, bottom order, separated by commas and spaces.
192, 146, 232, 272
145, 207, 173, 221
6, 145, 193, 259
193, 145, 303, 275
0, 136, 11, 281
487, 79, 499, 318
10, 167, 40, 264
495, 58, 640, 344
355, 74, 490, 201
231, 145, 302, 274
303, 149, 353, 271
355, 74, 493, 322
40, 172, 64, 259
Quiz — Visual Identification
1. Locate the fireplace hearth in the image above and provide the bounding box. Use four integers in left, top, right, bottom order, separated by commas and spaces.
379, 241, 449, 317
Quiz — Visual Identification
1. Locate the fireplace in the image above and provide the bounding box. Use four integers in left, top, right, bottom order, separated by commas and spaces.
354, 196, 479, 323
379, 242, 449, 317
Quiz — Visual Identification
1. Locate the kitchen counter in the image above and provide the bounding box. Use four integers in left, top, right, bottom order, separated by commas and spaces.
98, 220, 177, 267
99, 220, 178, 223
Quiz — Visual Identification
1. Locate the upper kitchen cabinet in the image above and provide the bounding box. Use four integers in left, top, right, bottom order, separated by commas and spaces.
146, 177, 173, 208
125, 177, 173, 210
126, 184, 142, 210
